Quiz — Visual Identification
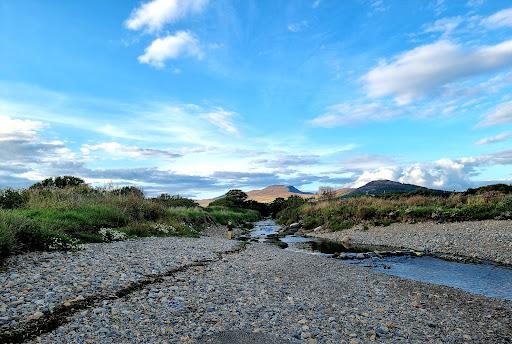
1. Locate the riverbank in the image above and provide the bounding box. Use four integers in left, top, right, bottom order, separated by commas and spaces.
310, 220, 512, 265
25, 242, 512, 343
2, 225, 511, 343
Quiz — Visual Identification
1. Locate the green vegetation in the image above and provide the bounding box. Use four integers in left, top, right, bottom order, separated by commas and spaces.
0, 178, 267, 258
276, 187, 512, 232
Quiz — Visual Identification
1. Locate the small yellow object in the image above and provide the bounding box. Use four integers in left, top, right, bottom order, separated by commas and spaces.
227, 230, 233, 240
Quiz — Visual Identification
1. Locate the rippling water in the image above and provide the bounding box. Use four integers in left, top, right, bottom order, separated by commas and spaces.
250, 220, 512, 301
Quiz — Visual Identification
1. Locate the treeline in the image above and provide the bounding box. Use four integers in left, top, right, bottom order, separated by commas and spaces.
0, 176, 264, 258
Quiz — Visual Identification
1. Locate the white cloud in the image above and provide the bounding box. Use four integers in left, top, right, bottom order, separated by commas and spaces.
430, 0, 446, 16
138, 31, 203, 67
310, 102, 402, 126
399, 159, 467, 190
125, 0, 208, 33
81, 142, 182, 159
363, 39, 512, 104
481, 7, 512, 29
352, 167, 400, 187
478, 102, 512, 126
423, 16, 463, 36
0, 115, 44, 140
200, 108, 239, 135
476, 132, 512, 145
312, 0, 321, 9
466, 0, 484, 8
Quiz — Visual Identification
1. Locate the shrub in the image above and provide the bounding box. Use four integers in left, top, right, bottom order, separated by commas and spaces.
0, 189, 28, 209
0, 221, 14, 256
30, 176, 86, 189
154, 194, 199, 208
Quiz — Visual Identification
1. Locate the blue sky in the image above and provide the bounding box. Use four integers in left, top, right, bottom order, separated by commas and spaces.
1, 0, 512, 198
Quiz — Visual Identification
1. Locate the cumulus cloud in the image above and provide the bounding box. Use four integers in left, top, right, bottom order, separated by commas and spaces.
81, 142, 182, 159
476, 132, 512, 145
363, 39, 512, 104
481, 7, 512, 29
138, 31, 203, 68
347, 149, 512, 191
352, 167, 400, 188
478, 101, 512, 126
125, 0, 208, 33
0, 115, 44, 140
200, 108, 239, 135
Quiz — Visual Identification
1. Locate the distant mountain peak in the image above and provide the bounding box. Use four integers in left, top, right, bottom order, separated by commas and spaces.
347, 179, 444, 197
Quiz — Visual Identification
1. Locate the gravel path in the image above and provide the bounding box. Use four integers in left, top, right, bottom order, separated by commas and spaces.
312, 220, 512, 265
29, 242, 511, 343
0, 236, 237, 334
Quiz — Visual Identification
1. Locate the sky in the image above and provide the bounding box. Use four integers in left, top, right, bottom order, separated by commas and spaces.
1, 0, 512, 198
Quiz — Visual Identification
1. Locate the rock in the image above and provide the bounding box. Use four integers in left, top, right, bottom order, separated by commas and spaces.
289, 223, 300, 229
341, 236, 351, 243
313, 226, 323, 232
28, 311, 44, 321
356, 253, 366, 259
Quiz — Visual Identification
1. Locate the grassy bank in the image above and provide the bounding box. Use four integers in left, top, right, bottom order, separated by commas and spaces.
0, 180, 262, 258
277, 190, 512, 232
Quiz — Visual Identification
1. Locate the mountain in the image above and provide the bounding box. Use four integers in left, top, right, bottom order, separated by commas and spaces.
198, 185, 314, 206
246, 185, 313, 203
346, 180, 444, 197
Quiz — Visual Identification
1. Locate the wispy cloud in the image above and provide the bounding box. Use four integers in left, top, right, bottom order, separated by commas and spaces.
476, 132, 512, 145
363, 39, 512, 104
138, 31, 203, 68
125, 0, 208, 33
310, 101, 402, 126
423, 16, 464, 36
287, 20, 308, 33
481, 7, 512, 29
81, 142, 182, 159
200, 108, 239, 136
478, 102, 512, 126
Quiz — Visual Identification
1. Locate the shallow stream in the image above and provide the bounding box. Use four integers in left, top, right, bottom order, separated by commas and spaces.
247, 219, 512, 301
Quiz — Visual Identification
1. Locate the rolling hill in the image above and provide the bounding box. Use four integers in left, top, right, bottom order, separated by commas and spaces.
346, 180, 445, 197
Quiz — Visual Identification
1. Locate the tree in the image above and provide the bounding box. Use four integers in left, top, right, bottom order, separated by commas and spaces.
30, 176, 86, 189
319, 186, 336, 201
209, 189, 248, 209
111, 186, 144, 198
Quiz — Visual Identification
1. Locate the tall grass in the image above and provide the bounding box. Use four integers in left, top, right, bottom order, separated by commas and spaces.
206, 206, 260, 225
0, 186, 261, 258
277, 192, 512, 231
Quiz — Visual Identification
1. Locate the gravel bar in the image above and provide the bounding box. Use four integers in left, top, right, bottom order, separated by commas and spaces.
312, 220, 512, 265
31, 243, 511, 343
0, 236, 238, 334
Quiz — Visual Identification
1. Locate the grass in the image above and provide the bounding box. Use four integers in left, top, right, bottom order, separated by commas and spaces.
0, 185, 262, 258
277, 191, 512, 232
206, 206, 260, 225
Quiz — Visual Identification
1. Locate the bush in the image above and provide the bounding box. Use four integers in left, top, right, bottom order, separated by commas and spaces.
0, 189, 28, 209
16, 206, 127, 233
30, 176, 86, 189
154, 194, 199, 208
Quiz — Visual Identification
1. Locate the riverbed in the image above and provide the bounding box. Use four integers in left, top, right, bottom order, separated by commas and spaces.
248, 219, 512, 301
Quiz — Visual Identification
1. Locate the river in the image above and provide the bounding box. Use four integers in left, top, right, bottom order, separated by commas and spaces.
246, 219, 512, 301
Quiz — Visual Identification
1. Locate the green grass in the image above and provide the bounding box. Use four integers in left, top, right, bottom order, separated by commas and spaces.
206, 206, 260, 225
0, 185, 267, 258
277, 192, 512, 232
